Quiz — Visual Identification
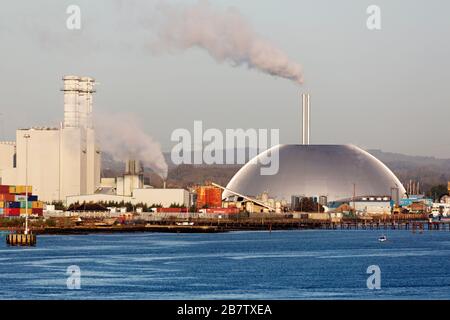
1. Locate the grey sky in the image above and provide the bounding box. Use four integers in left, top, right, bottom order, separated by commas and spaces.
0, 0, 449, 157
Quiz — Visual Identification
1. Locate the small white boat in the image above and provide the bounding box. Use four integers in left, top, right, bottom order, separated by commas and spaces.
378, 235, 387, 242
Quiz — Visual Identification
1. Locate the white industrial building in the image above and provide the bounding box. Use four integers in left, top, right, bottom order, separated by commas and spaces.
65, 159, 190, 208
0, 76, 101, 202
352, 196, 392, 215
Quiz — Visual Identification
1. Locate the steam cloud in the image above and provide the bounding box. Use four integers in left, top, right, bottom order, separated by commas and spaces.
96, 113, 168, 179
151, 0, 304, 84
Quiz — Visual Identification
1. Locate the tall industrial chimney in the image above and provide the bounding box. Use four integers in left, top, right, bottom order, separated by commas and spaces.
302, 93, 310, 145
125, 159, 143, 175
78, 76, 96, 129
62, 75, 96, 129
62, 76, 80, 128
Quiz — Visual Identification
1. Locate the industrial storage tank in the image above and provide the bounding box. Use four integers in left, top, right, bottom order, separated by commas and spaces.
223, 144, 406, 202
196, 185, 222, 209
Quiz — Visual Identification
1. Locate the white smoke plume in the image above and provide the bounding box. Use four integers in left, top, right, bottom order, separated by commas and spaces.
151, 0, 304, 84
96, 113, 168, 179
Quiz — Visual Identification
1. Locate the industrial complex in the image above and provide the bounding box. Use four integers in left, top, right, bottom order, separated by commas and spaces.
0, 76, 100, 202
0, 76, 189, 211
1, 78, 450, 229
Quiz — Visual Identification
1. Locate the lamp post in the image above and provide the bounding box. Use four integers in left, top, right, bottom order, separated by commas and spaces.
24, 133, 31, 235
353, 183, 356, 216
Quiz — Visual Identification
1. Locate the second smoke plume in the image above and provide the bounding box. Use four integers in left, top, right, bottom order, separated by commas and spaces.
96, 113, 168, 180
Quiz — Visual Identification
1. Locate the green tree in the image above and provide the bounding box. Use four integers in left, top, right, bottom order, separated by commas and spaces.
170, 203, 185, 208
51, 201, 66, 211
427, 184, 448, 201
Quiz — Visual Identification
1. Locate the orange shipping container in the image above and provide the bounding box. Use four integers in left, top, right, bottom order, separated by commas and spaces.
19, 208, 32, 215
5, 185, 32, 195
31, 201, 43, 209
0, 194, 15, 201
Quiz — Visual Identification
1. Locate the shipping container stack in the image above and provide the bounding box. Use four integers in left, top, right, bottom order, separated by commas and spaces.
0, 185, 44, 217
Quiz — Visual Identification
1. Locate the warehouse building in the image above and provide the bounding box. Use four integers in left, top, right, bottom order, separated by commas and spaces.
0, 76, 101, 202
349, 196, 392, 215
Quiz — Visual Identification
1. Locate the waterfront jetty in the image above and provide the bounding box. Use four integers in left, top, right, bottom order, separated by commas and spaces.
2, 213, 450, 235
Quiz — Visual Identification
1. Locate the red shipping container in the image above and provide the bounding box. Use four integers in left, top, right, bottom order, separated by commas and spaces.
157, 207, 188, 213
205, 207, 239, 214
0, 185, 10, 194
5, 208, 20, 216
9, 208, 20, 215
32, 208, 43, 216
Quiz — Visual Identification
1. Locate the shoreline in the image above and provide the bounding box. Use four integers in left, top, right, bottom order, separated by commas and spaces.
1, 218, 444, 235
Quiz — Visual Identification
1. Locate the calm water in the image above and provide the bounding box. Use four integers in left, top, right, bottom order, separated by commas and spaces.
1, 229, 450, 300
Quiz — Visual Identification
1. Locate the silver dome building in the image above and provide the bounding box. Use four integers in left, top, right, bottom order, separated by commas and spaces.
223, 144, 406, 202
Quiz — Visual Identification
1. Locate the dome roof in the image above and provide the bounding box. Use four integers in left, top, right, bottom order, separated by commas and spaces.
223, 144, 406, 202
